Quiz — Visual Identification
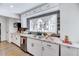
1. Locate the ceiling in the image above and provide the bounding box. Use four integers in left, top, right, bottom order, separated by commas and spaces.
0, 3, 43, 18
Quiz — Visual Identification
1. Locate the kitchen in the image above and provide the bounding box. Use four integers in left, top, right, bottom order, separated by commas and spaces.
0, 3, 79, 56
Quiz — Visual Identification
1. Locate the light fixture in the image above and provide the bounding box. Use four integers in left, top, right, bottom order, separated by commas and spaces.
10, 5, 14, 8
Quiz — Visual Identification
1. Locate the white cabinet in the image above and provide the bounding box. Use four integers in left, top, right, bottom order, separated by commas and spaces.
61, 45, 78, 56
27, 37, 59, 56
12, 34, 20, 46
21, 14, 27, 28
32, 39, 42, 56
15, 34, 20, 46
77, 49, 79, 56
27, 37, 34, 55
27, 37, 42, 56
42, 42, 59, 56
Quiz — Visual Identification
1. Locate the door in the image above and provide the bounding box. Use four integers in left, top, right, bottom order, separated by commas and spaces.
0, 23, 1, 42
76, 49, 79, 56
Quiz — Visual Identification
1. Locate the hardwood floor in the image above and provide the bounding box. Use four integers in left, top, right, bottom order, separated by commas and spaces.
0, 41, 30, 56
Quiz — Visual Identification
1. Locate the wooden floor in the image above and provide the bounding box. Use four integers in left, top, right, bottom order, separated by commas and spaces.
0, 41, 30, 56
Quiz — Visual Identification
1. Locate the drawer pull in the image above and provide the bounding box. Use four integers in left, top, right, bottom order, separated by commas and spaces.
67, 46, 70, 48
42, 47, 44, 51
47, 44, 51, 47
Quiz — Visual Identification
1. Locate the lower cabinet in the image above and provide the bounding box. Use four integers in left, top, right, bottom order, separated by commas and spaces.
27, 37, 42, 56
27, 37, 79, 56
16, 34, 20, 46
42, 42, 59, 56
77, 49, 79, 56
27, 37, 59, 56
12, 34, 20, 47
61, 45, 78, 56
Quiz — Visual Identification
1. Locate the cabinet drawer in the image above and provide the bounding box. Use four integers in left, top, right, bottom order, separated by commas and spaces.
42, 41, 59, 56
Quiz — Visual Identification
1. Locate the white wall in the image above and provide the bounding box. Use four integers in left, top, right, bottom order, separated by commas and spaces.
60, 3, 79, 42
0, 17, 7, 41
0, 16, 20, 42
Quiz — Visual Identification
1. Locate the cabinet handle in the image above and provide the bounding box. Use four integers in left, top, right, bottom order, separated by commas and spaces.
16, 38, 17, 40
47, 44, 51, 47
42, 47, 44, 51
67, 46, 70, 48
31, 43, 34, 47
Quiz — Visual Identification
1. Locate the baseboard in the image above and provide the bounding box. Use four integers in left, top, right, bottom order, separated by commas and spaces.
0, 40, 8, 43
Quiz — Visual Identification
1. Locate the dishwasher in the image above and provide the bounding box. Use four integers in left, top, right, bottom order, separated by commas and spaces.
20, 36, 27, 52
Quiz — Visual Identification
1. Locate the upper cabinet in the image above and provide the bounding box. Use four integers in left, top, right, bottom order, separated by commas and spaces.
21, 14, 27, 28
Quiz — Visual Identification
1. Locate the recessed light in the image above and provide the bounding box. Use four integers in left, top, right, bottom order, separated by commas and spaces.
10, 5, 14, 8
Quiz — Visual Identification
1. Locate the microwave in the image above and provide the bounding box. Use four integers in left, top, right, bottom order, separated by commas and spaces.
14, 22, 21, 28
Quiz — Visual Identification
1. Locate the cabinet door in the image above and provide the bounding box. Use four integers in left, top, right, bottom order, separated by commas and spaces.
77, 49, 79, 56
61, 45, 77, 56
32, 39, 42, 56
12, 34, 20, 46
42, 42, 59, 56
27, 37, 33, 54
15, 35, 20, 46
27, 38, 42, 56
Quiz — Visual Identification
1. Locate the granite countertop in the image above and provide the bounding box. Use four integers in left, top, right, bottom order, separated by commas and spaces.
20, 33, 79, 49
